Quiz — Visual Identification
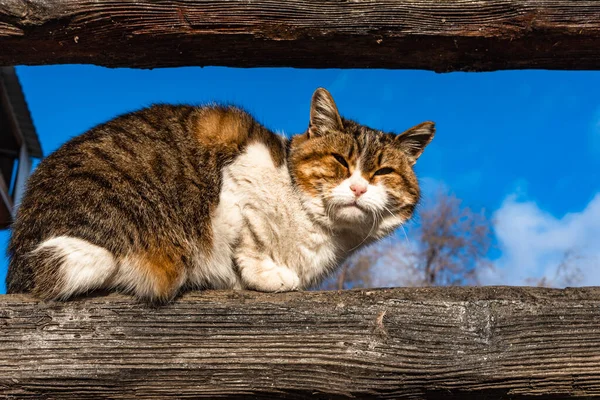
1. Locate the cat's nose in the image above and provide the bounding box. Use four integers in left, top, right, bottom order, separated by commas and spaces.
350, 184, 367, 197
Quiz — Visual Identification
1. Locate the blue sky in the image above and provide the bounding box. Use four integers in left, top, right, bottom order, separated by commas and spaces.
1, 65, 599, 291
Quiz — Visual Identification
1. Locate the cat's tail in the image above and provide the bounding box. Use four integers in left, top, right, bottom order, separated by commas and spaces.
8, 236, 118, 300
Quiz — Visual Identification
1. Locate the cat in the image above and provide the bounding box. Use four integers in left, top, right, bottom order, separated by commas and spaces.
6, 88, 434, 302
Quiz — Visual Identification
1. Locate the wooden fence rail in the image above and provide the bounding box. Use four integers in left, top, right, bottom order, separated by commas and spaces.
1, 0, 600, 71
1, 286, 600, 399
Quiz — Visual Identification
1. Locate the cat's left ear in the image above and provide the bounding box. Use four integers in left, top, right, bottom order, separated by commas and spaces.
395, 122, 435, 165
308, 88, 344, 138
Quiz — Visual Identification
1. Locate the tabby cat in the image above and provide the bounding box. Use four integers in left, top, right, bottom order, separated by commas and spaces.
6, 88, 434, 302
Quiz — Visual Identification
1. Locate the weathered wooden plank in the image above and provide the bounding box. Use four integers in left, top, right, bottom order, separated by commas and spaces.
0, 0, 600, 71
1, 286, 600, 398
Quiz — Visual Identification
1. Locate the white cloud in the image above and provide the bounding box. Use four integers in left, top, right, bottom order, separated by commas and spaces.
482, 193, 600, 286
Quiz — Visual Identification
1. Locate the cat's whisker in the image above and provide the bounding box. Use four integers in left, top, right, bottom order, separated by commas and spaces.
379, 204, 410, 245
381, 204, 396, 219
400, 225, 410, 245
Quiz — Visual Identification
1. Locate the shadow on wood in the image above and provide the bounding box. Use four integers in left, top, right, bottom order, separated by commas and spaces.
1, 286, 599, 399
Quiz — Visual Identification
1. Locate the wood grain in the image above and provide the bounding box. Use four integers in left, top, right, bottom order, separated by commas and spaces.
0, 0, 599, 71
1, 286, 600, 398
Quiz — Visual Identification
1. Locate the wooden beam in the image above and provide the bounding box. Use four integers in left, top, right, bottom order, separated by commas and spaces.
2, 287, 600, 398
1, 1, 600, 71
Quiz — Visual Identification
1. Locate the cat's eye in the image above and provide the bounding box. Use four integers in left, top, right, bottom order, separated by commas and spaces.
332, 153, 349, 169
374, 167, 394, 176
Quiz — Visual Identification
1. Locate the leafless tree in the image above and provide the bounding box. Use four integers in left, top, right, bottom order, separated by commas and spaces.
413, 191, 493, 286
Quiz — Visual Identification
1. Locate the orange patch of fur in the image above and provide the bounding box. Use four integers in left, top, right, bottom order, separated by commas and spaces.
194, 108, 252, 154
193, 107, 287, 166
131, 245, 185, 301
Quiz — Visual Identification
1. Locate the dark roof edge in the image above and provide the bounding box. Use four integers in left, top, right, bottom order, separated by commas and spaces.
0, 67, 43, 158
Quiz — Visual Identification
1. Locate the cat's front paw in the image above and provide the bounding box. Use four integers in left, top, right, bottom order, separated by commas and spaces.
242, 260, 301, 293
270, 266, 301, 292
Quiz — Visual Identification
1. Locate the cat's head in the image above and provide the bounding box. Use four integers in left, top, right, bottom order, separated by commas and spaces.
289, 88, 435, 235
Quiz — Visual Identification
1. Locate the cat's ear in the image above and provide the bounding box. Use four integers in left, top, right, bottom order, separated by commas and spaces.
395, 122, 435, 165
308, 88, 343, 138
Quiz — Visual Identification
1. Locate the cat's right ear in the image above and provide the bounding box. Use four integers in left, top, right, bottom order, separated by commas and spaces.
308, 88, 343, 138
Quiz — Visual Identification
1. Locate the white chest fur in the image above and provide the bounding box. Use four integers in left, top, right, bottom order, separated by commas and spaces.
191, 143, 346, 290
